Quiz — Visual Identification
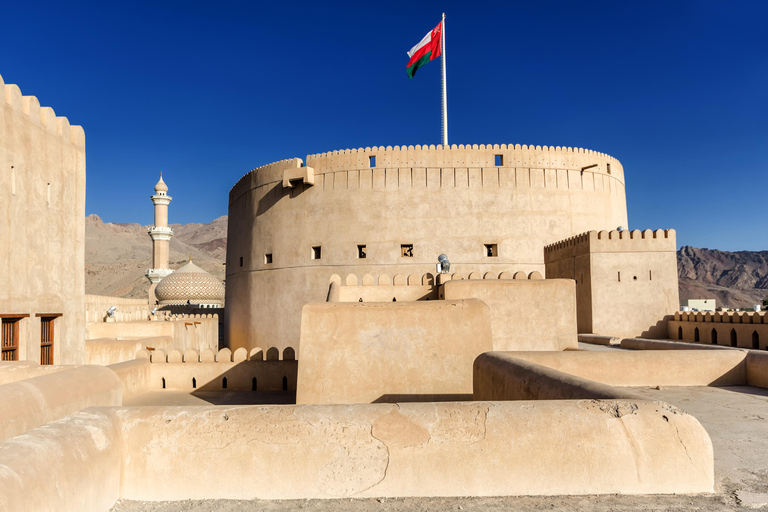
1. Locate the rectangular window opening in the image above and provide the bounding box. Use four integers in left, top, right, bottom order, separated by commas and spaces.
264, 253, 273, 264
312, 246, 322, 260
40, 317, 54, 365
607, 163, 611, 174
369, 155, 376, 168
649, 270, 652, 281
484, 243, 498, 257
401, 244, 414, 258
494, 154, 503, 167
618, 271, 621, 282
2, 319, 20, 361
357, 245, 367, 259
239, 256, 243, 267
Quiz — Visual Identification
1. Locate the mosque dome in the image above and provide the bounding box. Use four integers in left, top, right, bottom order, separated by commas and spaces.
154, 259, 225, 306
154, 173, 169, 194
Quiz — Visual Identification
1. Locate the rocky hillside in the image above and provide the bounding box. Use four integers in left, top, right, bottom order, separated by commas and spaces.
678, 246, 768, 309
85, 215, 227, 299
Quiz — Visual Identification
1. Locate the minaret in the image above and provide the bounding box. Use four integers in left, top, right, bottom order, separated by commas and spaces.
145, 173, 174, 306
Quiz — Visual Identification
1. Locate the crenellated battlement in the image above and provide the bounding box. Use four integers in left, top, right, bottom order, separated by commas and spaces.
544, 229, 676, 262
140, 345, 295, 363
229, 157, 303, 200
0, 73, 85, 147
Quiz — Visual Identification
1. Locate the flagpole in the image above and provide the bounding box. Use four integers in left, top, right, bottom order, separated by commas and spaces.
441, 12, 448, 146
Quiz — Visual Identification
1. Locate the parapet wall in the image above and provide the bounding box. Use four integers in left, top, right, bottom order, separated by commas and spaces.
85, 294, 150, 323
668, 312, 768, 349
0, 73, 87, 364
544, 229, 676, 263
296, 300, 492, 404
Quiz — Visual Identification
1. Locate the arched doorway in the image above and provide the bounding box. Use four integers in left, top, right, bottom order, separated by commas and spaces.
678, 326, 683, 340
731, 329, 737, 347
694, 327, 700, 342
711, 328, 718, 345
753, 331, 760, 349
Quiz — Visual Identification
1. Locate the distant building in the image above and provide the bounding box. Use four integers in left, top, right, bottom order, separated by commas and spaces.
682, 299, 716, 312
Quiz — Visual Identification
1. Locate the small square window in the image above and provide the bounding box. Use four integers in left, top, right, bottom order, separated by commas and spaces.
311, 246, 322, 260
369, 155, 376, 168
264, 253, 273, 264
485, 244, 498, 257
357, 245, 367, 259
494, 154, 503, 166
239, 256, 243, 267
401, 244, 414, 258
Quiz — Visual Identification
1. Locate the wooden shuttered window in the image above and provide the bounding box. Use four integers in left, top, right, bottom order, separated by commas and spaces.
2, 319, 20, 361
40, 317, 55, 365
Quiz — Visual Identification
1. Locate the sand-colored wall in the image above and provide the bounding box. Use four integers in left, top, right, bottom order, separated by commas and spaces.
473, 352, 644, 401
86, 336, 175, 366
85, 294, 149, 323
85, 316, 219, 360
108, 359, 152, 400
746, 351, 768, 389
110, 399, 711, 499
504, 350, 747, 387
0, 365, 121, 441
296, 300, 492, 404
148, 359, 297, 392
545, 229, 679, 338
0, 361, 74, 385
441, 279, 577, 351
668, 311, 768, 349
227, 145, 628, 353
0, 74, 86, 364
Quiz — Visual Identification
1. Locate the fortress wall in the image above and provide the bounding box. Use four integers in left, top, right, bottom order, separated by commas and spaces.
0, 74, 86, 364
227, 145, 628, 352
0, 400, 714, 508
0, 365, 121, 442
441, 279, 577, 351
296, 300, 492, 404
144, 347, 297, 391
85, 294, 150, 323
0, 361, 74, 385
107, 358, 152, 400
85, 316, 219, 358
545, 229, 678, 338
473, 352, 644, 401
0, 409, 121, 512
86, 336, 175, 366
667, 319, 768, 350
504, 350, 747, 387
112, 399, 711, 499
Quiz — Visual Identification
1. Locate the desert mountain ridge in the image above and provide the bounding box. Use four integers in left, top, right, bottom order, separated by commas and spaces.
85, 214, 227, 299
85, 215, 768, 308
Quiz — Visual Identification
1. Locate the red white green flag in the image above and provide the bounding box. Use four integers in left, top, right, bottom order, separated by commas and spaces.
406, 21, 442, 79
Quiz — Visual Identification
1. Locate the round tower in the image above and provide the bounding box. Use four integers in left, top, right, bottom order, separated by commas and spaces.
145, 173, 174, 305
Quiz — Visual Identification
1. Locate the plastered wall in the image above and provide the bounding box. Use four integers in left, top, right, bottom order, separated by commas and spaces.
296, 300, 492, 404
227, 145, 628, 353
85, 294, 149, 323
668, 310, 768, 349
545, 229, 679, 338
0, 74, 86, 364
441, 279, 577, 351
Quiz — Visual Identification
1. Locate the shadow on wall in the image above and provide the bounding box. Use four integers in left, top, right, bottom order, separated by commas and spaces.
258, 182, 309, 216
640, 315, 675, 339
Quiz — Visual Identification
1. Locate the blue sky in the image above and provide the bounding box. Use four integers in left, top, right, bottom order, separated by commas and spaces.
2, 1, 766, 250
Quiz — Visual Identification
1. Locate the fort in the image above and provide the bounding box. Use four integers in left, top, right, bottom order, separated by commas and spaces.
2, 72, 768, 511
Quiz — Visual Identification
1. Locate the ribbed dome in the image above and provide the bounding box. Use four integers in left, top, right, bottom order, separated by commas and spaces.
155, 260, 225, 305
154, 173, 169, 193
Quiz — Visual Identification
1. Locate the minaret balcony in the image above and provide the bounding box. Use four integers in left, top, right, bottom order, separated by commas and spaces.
148, 226, 174, 241
145, 268, 174, 283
